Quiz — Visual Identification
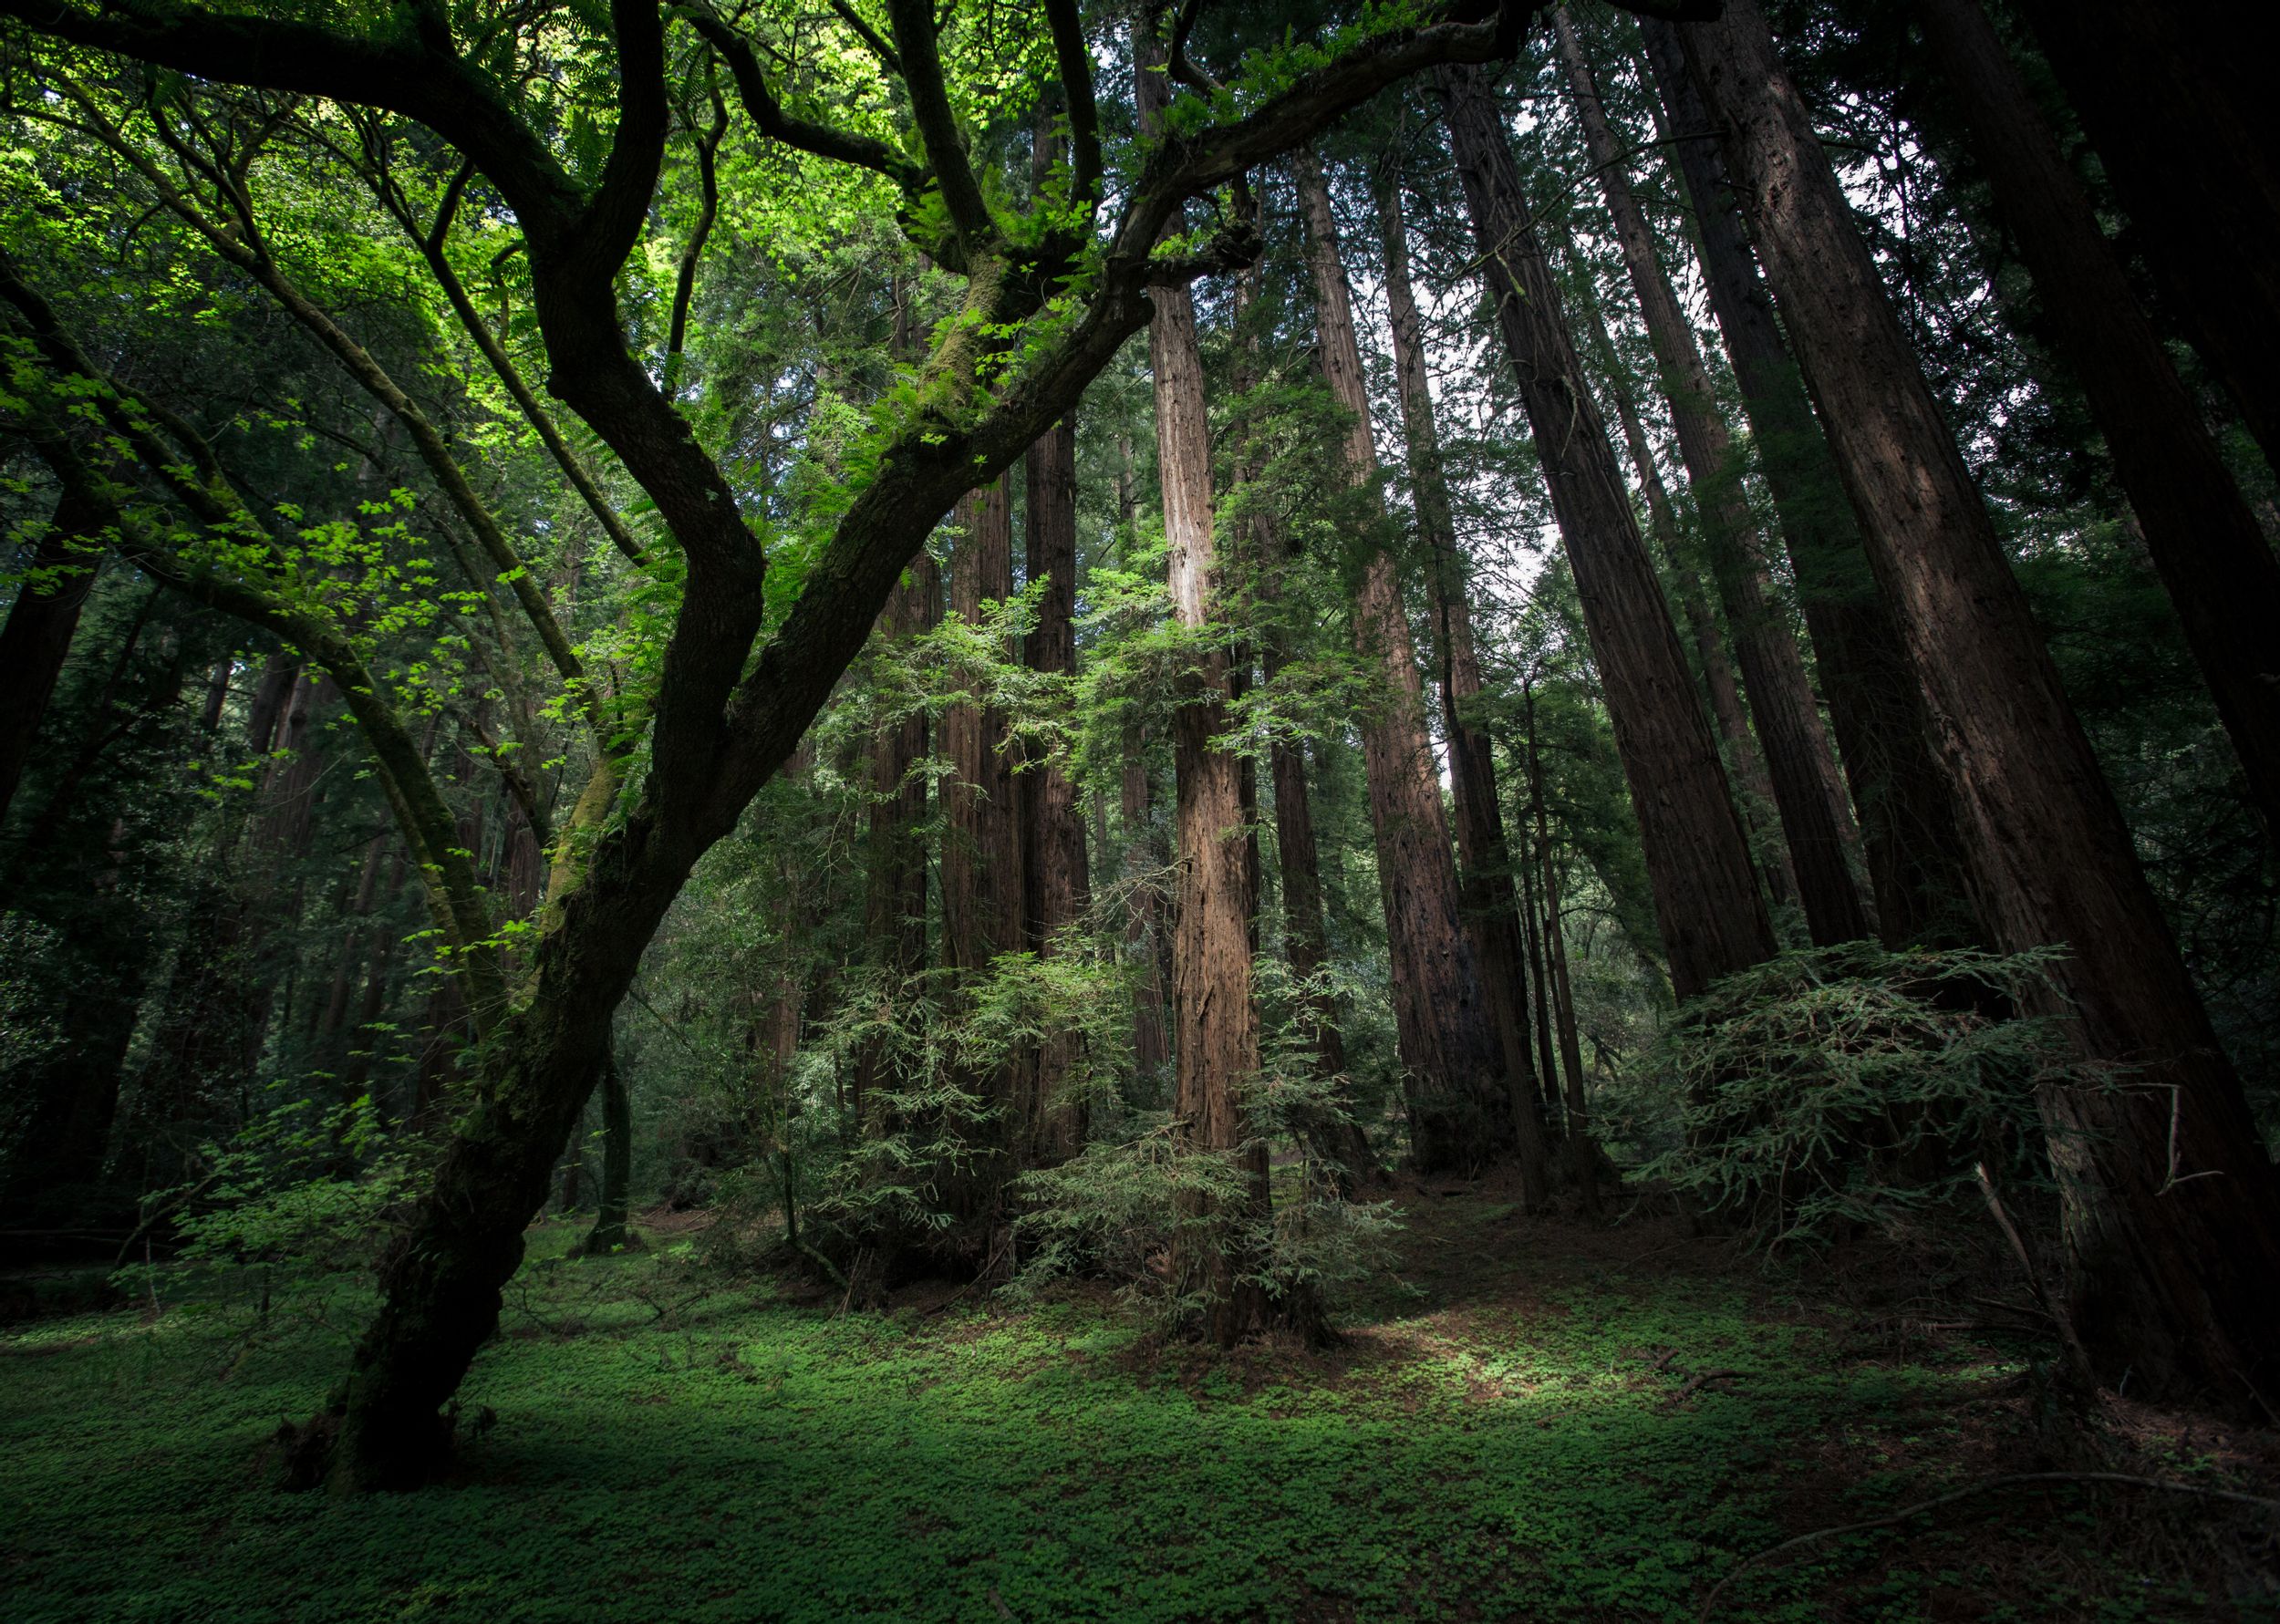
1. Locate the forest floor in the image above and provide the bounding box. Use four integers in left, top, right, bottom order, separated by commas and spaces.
5, 1180, 2276, 1622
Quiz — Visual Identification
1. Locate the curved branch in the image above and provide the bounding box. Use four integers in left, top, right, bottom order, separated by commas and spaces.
679, 3, 926, 191
1041, 0, 1100, 216
883, 0, 993, 247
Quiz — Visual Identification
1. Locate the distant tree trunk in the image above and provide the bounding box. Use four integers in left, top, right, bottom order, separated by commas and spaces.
1139, 26, 1270, 1344
1294, 145, 1510, 1173
1553, 8, 1868, 947
1917, 0, 2280, 839
1525, 687, 1600, 1216
1566, 253, 1798, 915
1435, 65, 1777, 1003
575, 1050, 630, 1255
1120, 738, 1171, 1097
0, 490, 102, 822
1376, 167, 1555, 1203
943, 477, 1022, 980
940, 479, 1027, 1246
854, 554, 938, 1132
1022, 409, 1092, 1160
1682, 0, 2280, 1412
1234, 265, 1380, 1193
2009, 0, 2280, 474
1641, 18, 1979, 948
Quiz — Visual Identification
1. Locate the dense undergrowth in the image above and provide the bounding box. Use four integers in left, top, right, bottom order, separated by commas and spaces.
4, 1190, 2272, 1623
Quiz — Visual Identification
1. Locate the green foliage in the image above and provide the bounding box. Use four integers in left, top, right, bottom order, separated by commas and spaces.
1, 1195, 2230, 1622
1625, 944, 2080, 1248
139, 1084, 423, 1294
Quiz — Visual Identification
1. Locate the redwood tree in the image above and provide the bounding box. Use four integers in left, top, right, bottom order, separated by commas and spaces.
1681, 0, 2280, 1412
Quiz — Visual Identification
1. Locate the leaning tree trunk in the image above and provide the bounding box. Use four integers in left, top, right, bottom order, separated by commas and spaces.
1435, 65, 1777, 1003
1294, 145, 1510, 1173
1917, 0, 2280, 840
0, 489, 103, 822
2008, 0, 2280, 476
1682, 0, 2280, 1413
1139, 29, 1270, 1345
1565, 251, 1798, 915
1553, 7, 1868, 947
1376, 167, 1555, 1203
1641, 17, 1979, 949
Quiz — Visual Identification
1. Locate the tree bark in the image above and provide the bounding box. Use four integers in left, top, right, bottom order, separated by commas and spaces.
0, 490, 102, 822
1640, 17, 1979, 948
1552, 7, 1868, 947
1140, 29, 1270, 1344
1294, 145, 1510, 1172
1435, 65, 1777, 1003
1376, 167, 1554, 1201
1682, 0, 2280, 1412
1565, 251, 1798, 915
1234, 266, 1380, 1193
1022, 411, 1092, 1160
943, 476, 1023, 978
2008, 0, 2280, 474
1917, 0, 2280, 839
854, 554, 938, 1131
574, 1049, 632, 1255
1523, 688, 1599, 1214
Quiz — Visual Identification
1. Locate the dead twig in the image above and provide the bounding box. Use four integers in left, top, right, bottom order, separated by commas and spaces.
1698, 1471, 2280, 1619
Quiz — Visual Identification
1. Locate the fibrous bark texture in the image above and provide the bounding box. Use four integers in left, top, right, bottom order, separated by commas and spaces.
1682, 0, 2280, 1412
1436, 64, 1777, 1003
1917, 0, 2280, 840
1295, 145, 1509, 1172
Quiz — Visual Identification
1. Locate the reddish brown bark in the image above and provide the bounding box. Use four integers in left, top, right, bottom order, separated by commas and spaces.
1140, 28, 1270, 1342
1295, 145, 1509, 1172
1435, 65, 1777, 1002
1553, 9, 1867, 946
1640, 18, 1979, 948
1919, 0, 2280, 839
1377, 169, 1554, 1201
1565, 252, 1798, 915
1022, 411, 1092, 1159
1684, 0, 2280, 1411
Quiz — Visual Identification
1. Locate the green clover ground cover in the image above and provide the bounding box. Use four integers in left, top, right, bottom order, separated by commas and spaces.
0, 1200, 2223, 1622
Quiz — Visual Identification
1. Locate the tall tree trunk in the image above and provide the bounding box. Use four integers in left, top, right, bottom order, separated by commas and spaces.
2008, 0, 2280, 473
1435, 65, 1777, 1002
1294, 145, 1510, 1173
575, 1049, 631, 1255
1523, 689, 1599, 1214
1553, 8, 1868, 947
1235, 265, 1380, 1193
854, 555, 938, 1132
1682, 0, 2280, 1412
0, 490, 102, 822
943, 477, 1023, 978
1022, 411, 1092, 1159
941, 476, 1027, 1239
1139, 27, 1270, 1344
1566, 250, 1798, 915
1640, 18, 1979, 949
1917, 0, 2280, 838
1376, 166, 1555, 1201
1020, 101, 1093, 1160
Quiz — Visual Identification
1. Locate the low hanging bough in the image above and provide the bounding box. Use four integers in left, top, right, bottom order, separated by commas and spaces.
0, 0, 1719, 1492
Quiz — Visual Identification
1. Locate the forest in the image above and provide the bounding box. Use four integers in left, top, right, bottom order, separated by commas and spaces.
2, 0, 2277, 1616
